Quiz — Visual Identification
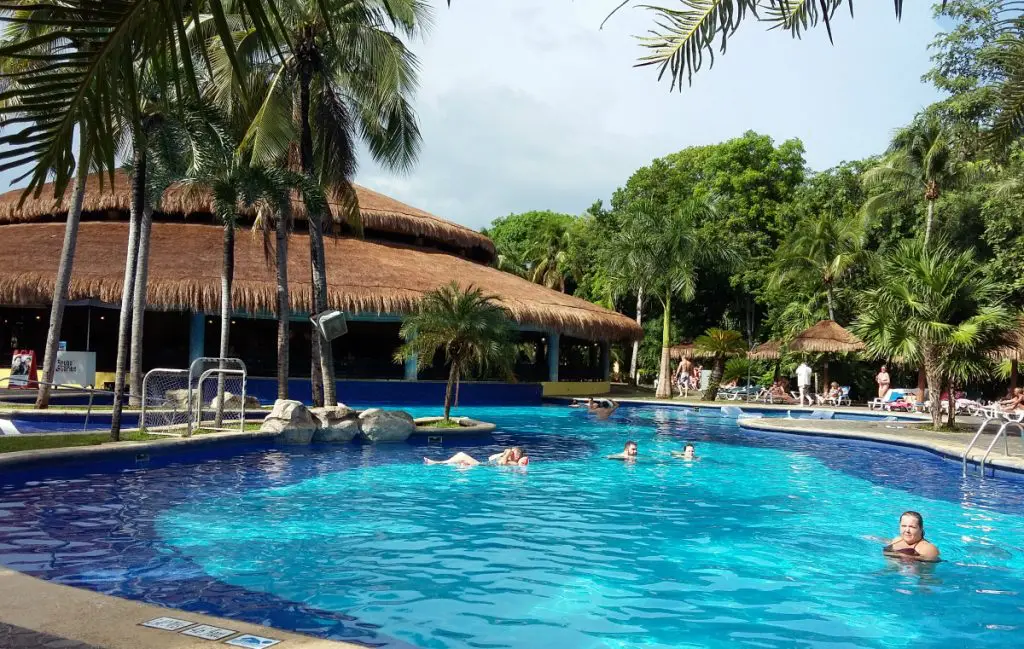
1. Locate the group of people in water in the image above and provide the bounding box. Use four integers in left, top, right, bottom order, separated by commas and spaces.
423, 398, 941, 563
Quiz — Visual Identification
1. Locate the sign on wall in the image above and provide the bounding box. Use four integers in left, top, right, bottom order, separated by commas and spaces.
9, 350, 37, 388
53, 351, 97, 388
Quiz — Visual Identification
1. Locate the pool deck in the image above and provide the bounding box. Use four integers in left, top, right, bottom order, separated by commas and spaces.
0, 568, 361, 649
555, 395, 1024, 474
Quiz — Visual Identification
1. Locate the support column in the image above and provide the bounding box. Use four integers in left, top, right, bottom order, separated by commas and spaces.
547, 332, 560, 382
189, 313, 205, 363
600, 341, 610, 381
404, 354, 418, 380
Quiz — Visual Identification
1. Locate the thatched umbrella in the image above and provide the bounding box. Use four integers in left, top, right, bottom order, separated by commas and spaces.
669, 342, 718, 361
787, 320, 865, 389
748, 340, 781, 360
991, 326, 1024, 391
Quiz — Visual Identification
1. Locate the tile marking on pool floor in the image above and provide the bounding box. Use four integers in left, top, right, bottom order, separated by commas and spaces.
180, 624, 238, 641
0, 418, 21, 435
141, 617, 196, 631
226, 635, 282, 648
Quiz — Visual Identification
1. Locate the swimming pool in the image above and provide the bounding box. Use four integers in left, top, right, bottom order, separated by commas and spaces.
1, 404, 1022, 648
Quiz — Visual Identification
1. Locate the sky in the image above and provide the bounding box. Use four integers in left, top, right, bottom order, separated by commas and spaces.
354, 1, 945, 231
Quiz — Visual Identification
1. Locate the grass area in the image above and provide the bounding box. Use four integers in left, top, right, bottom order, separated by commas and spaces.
421, 419, 465, 429
0, 431, 158, 454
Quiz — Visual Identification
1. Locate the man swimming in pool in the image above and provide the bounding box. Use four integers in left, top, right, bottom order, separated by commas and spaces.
882, 511, 940, 562
607, 440, 638, 461
671, 444, 698, 461
589, 398, 619, 420
425, 447, 529, 467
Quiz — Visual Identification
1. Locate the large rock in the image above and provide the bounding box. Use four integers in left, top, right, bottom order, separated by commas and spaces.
210, 391, 261, 410
164, 389, 199, 410
311, 405, 360, 443
261, 399, 316, 444
359, 409, 415, 442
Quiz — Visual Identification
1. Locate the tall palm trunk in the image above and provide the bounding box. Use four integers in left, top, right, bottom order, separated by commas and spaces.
444, 362, 459, 420
825, 285, 835, 321
630, 285, 643, 384
110, 145, 145, 441
36, 134, 88, 409
923, 342, 943, 431
703, 357, 724, 402
128, 200, 153, 406
924, 199, 935, 246
215, 221, 235, 427
946, 381, 957, 429
299, 63, 337, 407
276, 204, 291, 401
655, 292, 672, 398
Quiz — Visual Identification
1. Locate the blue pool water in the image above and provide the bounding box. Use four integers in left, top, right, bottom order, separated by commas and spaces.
1, 404, 1023, 648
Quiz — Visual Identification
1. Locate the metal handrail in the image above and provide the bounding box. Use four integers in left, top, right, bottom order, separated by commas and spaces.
963, 409, 1024, 476
0, 376, 123, 431
981, 421, 1024, 476
963, 416, 1000, 475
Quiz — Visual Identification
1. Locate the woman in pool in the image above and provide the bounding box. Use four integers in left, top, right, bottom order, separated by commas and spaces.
671, 444, 698, 460
425, 447, 529, 467
882, 511, 940, 562
607, 440, 638, 460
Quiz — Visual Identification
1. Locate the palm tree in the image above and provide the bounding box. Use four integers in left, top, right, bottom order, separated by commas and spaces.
530, 224, 570, 292
394, 283, 517, 421
694, 328, 746, 401
0, 1, 291, 202
770, 211, 868, 321
862, 115, 977, 245
853, 238, 1013, 430
604, 199, 662, 385
648, 196, 735, 398
229, 0, 426, 407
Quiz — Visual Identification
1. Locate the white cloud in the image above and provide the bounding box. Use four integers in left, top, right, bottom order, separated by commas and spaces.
357, 0, 943, 230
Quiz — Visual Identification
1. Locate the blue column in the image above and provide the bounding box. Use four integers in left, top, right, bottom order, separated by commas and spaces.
600, 342, 610, 380
404, 354, 418, 380
189, 313, 205, 362
547, 332, 560, 382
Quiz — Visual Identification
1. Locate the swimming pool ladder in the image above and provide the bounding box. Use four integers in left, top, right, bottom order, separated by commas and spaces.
962, 409, 1024, 476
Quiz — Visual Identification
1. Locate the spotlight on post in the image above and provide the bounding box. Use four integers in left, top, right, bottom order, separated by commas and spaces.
311, 310, 348, 342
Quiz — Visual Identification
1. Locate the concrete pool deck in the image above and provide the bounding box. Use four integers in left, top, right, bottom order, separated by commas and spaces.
0, 568, 361, 649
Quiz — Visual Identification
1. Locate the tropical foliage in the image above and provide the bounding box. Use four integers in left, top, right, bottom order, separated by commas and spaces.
394, 283, 517, 420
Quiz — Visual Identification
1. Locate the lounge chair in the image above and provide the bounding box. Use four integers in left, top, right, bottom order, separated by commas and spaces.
868, 389, 904, 410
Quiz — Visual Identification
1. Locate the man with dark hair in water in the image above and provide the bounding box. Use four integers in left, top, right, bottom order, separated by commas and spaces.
607, 440, 638, 461
883, 511, 940, 562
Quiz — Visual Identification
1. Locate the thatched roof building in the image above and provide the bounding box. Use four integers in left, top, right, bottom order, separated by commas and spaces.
0, 173, 640, 342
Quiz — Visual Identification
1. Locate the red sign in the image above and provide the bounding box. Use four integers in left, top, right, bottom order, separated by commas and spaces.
9, 350, 38, 388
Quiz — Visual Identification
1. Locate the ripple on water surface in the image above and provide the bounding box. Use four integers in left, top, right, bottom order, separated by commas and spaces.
2, 405, 1024, 649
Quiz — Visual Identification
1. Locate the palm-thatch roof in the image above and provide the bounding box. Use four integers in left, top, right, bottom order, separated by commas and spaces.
669, 343, 719, 360
788, 319, 865, 354
992, 325, 1024, 361
0, 171, 495, 259
0, 222, 641, 342
748, 340, 782, 360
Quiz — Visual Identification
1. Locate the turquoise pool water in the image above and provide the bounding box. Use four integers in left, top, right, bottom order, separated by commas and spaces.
3, 404, 1024, 648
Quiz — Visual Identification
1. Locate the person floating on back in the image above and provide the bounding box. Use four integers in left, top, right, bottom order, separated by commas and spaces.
607, 440, 638, 461
425, 446, 529, 467
671, 444, 698, 461
882, 511, 940, 562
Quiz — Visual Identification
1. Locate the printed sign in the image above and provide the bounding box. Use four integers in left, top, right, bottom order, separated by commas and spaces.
52, 351, 96, 387
140, 617, 195, 631
225, 635, 281, 648
180, 624, 237, 641
9, 350, 37, 388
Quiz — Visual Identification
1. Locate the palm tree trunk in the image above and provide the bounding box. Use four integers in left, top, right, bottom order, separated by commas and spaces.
655, 292, 673, 399
110, 145, 145, 441
924, 199, 935, 246
946, 381, 956, 429
276, 204, 291, 401
36, 134, 88, 409
826, 286, 835, 322
299, 64, 336, 407
444, 362, 458, 420
128, 200, 153, 407
703, 358, 724, 402
923, 343, 943, 431
215, 221, 234, 428
630, 285, 643, 384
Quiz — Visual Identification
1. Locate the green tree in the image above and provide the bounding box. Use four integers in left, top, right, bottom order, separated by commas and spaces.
395, 283, 517, 421
770, 211, 869, 321
694, 328, 746, 401
853, 238, 1013, 430
862, 115, 978, 245
231, 0, 426, 407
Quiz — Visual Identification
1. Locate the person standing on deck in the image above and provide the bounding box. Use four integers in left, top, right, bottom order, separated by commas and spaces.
796, 362, 813, 406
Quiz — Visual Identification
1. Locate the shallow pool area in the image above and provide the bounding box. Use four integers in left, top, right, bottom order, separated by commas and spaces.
2, 404, 1023, 648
